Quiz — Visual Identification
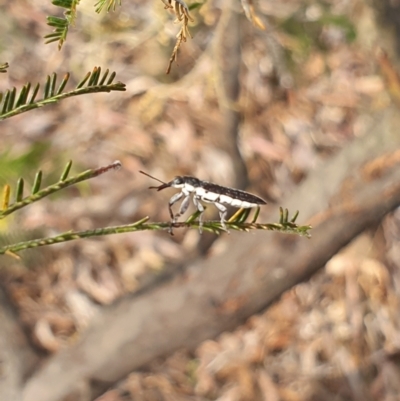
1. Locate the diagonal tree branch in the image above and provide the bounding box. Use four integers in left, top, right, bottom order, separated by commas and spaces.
20, 106, 400, 401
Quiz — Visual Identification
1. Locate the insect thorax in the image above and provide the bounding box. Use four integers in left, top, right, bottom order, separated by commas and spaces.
172, 176, 201, 189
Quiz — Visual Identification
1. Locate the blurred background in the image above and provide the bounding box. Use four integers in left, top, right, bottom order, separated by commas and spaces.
2, 0, 400, 400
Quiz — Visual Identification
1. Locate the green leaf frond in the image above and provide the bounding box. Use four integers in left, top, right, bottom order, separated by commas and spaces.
45, 0, 80, 49
95, 0, 122, 13
0, 63, 9, 73
1, 160, 122, 220
0, 208, 311, 256
0, 67, 126, 121
194, 206, 311, 236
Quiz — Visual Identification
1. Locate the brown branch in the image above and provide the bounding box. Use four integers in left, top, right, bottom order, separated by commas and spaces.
213, 2, 247, 187
20, 106, 400, 401
198, 2, 247, 253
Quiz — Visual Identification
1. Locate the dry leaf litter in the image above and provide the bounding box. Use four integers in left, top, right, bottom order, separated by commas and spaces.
0, 0, 399, 400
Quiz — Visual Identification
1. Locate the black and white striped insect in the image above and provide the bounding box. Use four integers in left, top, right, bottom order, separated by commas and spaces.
140, 171, 266, 233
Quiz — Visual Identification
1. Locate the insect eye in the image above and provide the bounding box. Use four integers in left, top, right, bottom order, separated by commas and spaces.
174, 176, 183, 185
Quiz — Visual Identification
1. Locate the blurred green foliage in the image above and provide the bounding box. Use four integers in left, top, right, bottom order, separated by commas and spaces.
189, 2, 204, 11
280, 6, 356, 56
0, 142, 51, 188
0, 142, 86, 200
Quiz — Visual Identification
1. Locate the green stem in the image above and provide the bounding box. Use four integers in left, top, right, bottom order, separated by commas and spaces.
0, 83, 125, 121
0, 219, 311, 255
0, 160, 121, 219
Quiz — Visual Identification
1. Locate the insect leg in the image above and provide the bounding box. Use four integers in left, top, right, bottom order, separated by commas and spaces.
192, 195, 205, 234
168, 191, 184, 221
173, 194, 191, 222
214, 202, 228, 232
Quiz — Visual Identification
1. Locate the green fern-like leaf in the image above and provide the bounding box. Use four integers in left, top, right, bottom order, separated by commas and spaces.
45, 16, 69, 48
95, 0, 122, 13
45, 0, 80, 49
0, 67, 126, 121
0, 208, 311, 256
0, 160, 122, 219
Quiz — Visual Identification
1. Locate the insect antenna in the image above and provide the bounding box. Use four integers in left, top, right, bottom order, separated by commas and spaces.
139, 170, 168, 189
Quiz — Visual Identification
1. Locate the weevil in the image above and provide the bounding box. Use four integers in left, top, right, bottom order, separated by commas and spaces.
140, 171, 266, 234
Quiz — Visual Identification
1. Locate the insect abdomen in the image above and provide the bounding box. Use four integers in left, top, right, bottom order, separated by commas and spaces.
195, 186, 265, 207
202, 182, 265, 203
